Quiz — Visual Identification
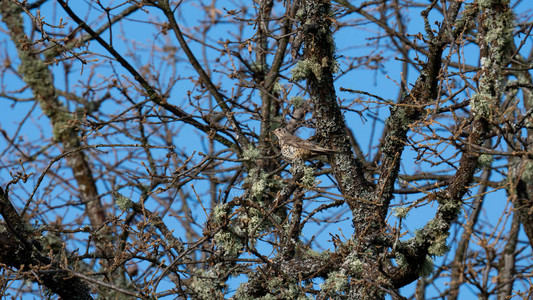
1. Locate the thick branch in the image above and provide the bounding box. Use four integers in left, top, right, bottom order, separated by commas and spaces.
390, 1, 513, 287
0, 187, 93, 300
0, 1, 106, 229
300, 0, 371, 214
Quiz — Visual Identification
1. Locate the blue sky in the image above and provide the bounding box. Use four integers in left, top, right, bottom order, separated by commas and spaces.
1, 0, 532, 298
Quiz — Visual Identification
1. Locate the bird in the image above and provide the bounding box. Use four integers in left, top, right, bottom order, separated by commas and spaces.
273, 127, 337, 161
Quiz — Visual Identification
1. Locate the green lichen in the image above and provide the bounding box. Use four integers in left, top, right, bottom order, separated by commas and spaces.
232, 284, 254, 300
290, 59, 322, 81
478, 0, 510, 8
213, 231, 242, 256
251, 174, 267, 198
478, 154, 494, 168
114, 192, 133, 211
438, 197, 461, 215
244, 168, 268, 199
51, 110, 76, 142
272, 82, 283, 94
470, 93, 493, 118
212, 203, 231, 225
290, 96, 305, 108
347, 255, 364, 274
428, 231, 450, 256
235, 276, 312, 299
295, 7, 306, 21
331, 59, 340, 74
243, 145, 261, 161
278, 282, 310, 299
321, 270, 348, 294
473, 0, 514, 122
321, 57, 339, 74
303, 248, 330, 260
392, 206, 410, 218
483, 15, 513, 50
188, 269, 225, 300
395, 253, 408, 269
412, 216, 452, 257
522, 160, 533, 183
244, 168, 282, 200
238, 207, 270, 235
301, 166, 317, 188
266, 277, 283, 290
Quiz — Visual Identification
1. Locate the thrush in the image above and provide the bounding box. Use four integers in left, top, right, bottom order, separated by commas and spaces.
273, 128, 337, 161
